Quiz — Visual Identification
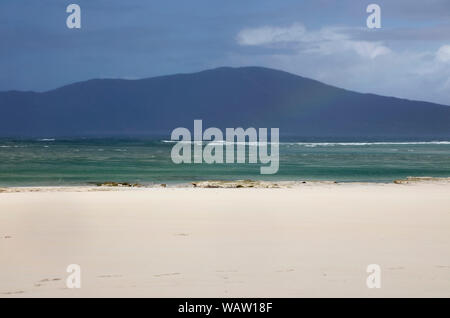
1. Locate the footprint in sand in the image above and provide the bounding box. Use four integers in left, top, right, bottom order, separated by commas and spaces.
2, 236, 12, 239
216, 270, 238, 273
153, 273, 181, 277
37, 278, 62, 284
276, 269, 295, 273
98, 274, 123, 278
1, 291, 25, 295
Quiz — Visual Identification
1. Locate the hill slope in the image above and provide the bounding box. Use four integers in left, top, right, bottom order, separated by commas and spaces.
0, 67, 449, 137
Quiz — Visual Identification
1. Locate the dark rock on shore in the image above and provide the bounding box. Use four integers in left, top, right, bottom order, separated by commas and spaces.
96, 182, 143, 187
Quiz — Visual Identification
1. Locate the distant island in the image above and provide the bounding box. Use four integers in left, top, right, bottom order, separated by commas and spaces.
0, 66, 449, 138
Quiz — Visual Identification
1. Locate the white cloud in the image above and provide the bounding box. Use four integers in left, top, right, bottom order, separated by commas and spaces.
436, 45, 450, 63
236, 23, 391, 59
237, 23, 307, 46
230, 23, 450, 105
350, 41, 391, 59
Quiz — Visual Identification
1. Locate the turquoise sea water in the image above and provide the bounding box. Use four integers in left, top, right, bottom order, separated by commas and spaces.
0, 138, 449, 186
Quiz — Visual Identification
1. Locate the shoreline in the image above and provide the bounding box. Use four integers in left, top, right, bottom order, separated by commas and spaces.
1, 177, 449, 193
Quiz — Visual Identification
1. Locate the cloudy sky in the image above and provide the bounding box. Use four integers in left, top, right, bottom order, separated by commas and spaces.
1, 0, 450, 105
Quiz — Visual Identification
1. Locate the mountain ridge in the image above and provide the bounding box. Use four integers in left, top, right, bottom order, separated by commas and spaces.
3, 66, 445, 106
0, 66, 449, 137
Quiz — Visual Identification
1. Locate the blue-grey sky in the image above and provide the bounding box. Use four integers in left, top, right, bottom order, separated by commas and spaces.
1, 0, 450, 104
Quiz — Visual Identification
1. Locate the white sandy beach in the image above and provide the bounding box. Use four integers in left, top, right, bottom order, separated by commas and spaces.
1, 182, 449, 297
